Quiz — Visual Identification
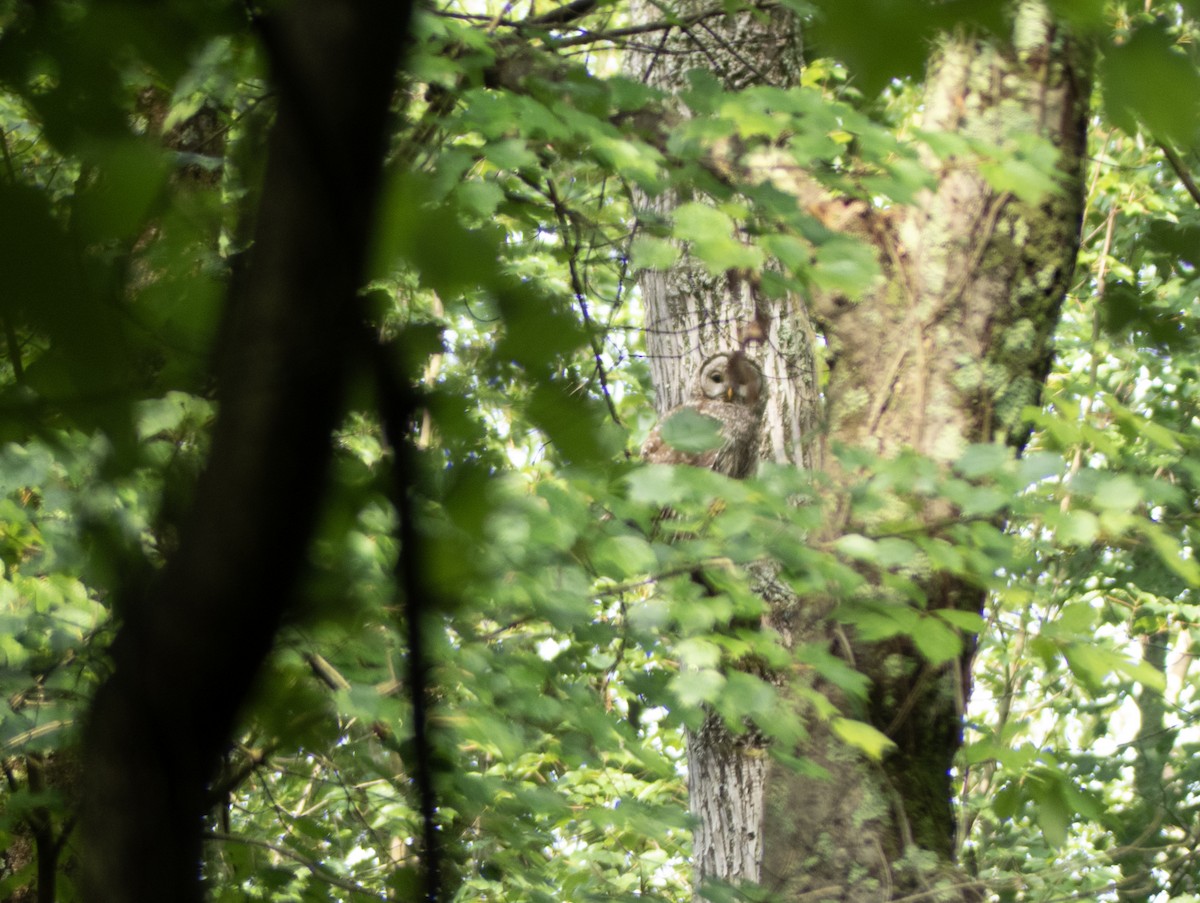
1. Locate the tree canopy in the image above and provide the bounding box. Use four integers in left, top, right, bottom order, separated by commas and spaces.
1, 0, 1200, 901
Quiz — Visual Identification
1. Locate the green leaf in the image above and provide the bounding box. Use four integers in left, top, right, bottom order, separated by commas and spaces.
625, 463, 689, 507
629, 234, 680, 270
959, 485, 1008, 518
1054, 602, 1098, 635
835, 533, 879, 563
1046, 0, 1107, 29
1017, 451, 1065, 486
676, 637, 723, 670
591, 133, 665, 193
811, 236, 881, 299
837, 601, 919, 642
830, 717, 896, 761
978, 153, 1059, 205
794, 644, 871, 701
760, 232, 811, 273
1104, 392, 1183, 450
482, 137, 539, 171
591, 535, 658, 580
526, 383, 613, 465
1114, 657, 1166, 694
372, 172, 498, 291
658, 409, 724, 454
1061, 643, 1112, 694
672, 202, 763, 272
455, 179, 506, 218
1102, 21, 1200, 145
806, 0, 1005, 95
1029, 772, 1071, 848
1060, 643, 1166, 695
1137, 522, 1200, 586
671, 668, 725, 707
1055, 509, 1100, 546
934, 609, 985, 634
992, 782, 1020, 821
1091, 474, 1141, 511
874, 537, 919, 568
912, 614, 962, 665
720, 671, 778, 721
74, 139, 170, 241
135, 391, 214, 441
955, 443, 1011, 478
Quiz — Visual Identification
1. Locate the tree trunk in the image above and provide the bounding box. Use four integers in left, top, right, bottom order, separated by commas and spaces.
79, 2, 413, 900
624, 2, 816, 892
1115, 625, 1172, 902
628, 2, 1091, 899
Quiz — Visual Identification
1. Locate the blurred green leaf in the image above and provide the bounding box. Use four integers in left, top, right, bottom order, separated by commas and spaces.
591, 535, 658, 580
811, 236, 881, 299
630, 234, 681, 270
911, 614, 962, 665
1102, 22, 1200, 144
1029, 773, 1071, 848
672, 203, 763, 272
831, 717, 896, 761
658, 409, 723, 455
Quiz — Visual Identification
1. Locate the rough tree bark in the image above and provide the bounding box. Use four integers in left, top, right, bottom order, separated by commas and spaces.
627, 2, 1091, 900
79, 1, 413, 900
624, 1, 818, 889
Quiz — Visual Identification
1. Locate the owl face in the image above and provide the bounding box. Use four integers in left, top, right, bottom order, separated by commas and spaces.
695, 352, 764, 408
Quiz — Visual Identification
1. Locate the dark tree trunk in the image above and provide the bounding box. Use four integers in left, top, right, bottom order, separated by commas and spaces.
79, 2, 414, 900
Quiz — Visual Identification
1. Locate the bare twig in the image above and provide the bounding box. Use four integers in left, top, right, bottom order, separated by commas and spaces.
546, 177, 624, 426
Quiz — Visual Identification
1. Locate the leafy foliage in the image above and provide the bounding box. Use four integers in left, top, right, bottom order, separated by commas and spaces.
0, 0, 1199, 901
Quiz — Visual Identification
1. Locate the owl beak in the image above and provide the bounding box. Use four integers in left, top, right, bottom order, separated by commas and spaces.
726, 386, 735, 402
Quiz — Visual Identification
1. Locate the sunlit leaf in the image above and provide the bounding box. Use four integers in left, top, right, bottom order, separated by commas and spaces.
831, 717, 896, 761
630, 234, 681, 270
811, 236, 881, 299
672, 202, 763, 272
912, 614, 962, 665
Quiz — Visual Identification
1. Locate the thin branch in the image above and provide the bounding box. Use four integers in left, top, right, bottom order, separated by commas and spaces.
593, 557, 741, 596
372, 339, 442, 903
521, 0, 597, 26
206, 744, 273, 808
430, 0, 776, 45
1158, 141, 1200, 208
305, 652, 352, 691
546, 177, 623, 426
204, 831, 386, 899
546, 0, 780, 48
4, 316, 24, 384
0, 125, 16, 182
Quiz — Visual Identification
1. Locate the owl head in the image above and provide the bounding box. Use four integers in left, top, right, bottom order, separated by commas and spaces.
696, 351, 765, 408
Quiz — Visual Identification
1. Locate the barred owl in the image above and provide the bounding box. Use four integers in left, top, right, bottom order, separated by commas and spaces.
641, 351, 766, 478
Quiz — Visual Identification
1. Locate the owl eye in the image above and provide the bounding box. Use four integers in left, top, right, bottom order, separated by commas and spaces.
709, 371, 724, 383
